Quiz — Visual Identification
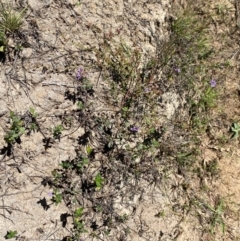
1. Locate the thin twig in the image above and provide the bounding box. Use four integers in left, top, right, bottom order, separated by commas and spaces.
236, 0, 240, 28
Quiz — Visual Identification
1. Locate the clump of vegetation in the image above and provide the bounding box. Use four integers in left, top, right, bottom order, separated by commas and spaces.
231, 122, 240, 139
3, 1, 235, 240
0, 0, 26, 52
4, 230, 17, 239
51, 189, 63, 205
52, 125, 63, 140
94, 173, 104, 191
4, 111, 25, 145
48, 3, 228, 239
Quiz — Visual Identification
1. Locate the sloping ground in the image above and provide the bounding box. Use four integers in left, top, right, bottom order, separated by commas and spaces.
0, 0, 240, 241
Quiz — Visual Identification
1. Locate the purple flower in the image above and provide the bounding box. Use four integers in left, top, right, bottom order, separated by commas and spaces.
130, 126, 139, 132
48, 192, 53, 197
174, 68, 181, 73
144, 87, 151, 93
76, 67, 84, 80
210, 79, 216, 87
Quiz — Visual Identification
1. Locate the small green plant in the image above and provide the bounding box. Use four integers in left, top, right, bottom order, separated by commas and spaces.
51, 169, 62, 182
76, 156, 89, 170
86, 145, 93, 155
29, 107, 37, 118
94, 205, 102, 212
51, 189, 63, 205
215, 4, 232, 16
199, 86, 218, 110
29, 122, 38, 132
176, 150, 196, 168
76, 101, 84, 110
0, 1, 26, 33
73, 207, 87, 240
195, 197, 225, 235
117, 214, 129, 223
81, 78, 93, 91
94, 173, 104, 190
60, 160, 73, 169
4, 111, 25, 144
209, 198, 225, 234
75, 1, 81, 7
0, 1, 26, 52
205, 159, 219, 176
74, 207, 84, 218
28, 107, 38, 131
231, 122, 240, 139
5, 230, 17, 239
14, 43, 22, 51
52, 125, 63, 139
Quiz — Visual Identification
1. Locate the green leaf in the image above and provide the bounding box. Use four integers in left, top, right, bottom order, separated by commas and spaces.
74, 207, 84, 218
51, 189, 62, 205
77, 101, 84, 110
0, 45, 5, 52
60, 161, 73, 169
86, 146, 93, 155
231, 122, 240, 138
95, 173, 104, 190
122, 107, 128, 112
29, 107, 37, 118
75, 2, 81, 6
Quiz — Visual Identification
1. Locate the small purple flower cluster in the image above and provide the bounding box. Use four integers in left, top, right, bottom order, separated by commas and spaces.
210, 79, 216, 87
130, 126, 139, 133
144, 87, 151, 93
174, 68, 181, 73
76, 67, 84, 80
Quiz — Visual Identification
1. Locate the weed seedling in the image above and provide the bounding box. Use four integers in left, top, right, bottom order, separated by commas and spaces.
117, 214, 129, 223
52, 125, 63, 140
4, 111, 25, 144
73, 207, 87, 239
195, 197, 225, 234
5, 230, 17, 239
77, 101, 85, 110
28, 107, 39, 132
94, 173, 104, 190
231, 122, 240, 139
94, 205, 102, 212
205, 159, 219, 176
60, 160, 73, 169
209, 198, 225, 234
76, 156, 89, 170
74, 207, 84, 218
29, 107, 37, 118
86, 145, 93, 156
199, 86, 218, 110
51, 189, 63, 205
